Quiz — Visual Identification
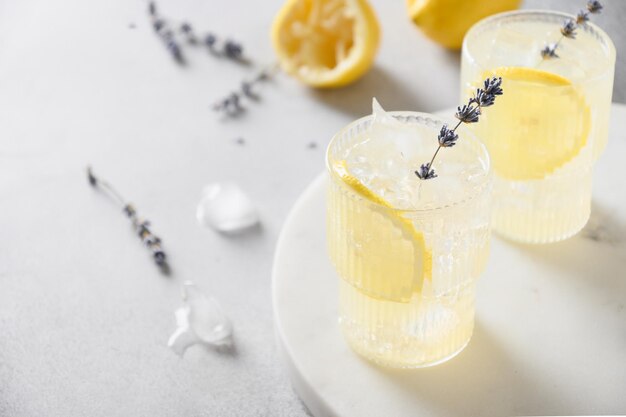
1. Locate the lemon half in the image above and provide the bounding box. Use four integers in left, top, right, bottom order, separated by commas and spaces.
272, 0, 380, 88
332, 160, 432, 302
475, 67, 590, 180
407, 0, 521, 50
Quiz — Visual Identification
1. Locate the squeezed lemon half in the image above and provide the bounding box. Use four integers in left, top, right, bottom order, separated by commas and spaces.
271, 0, 380, 88
333, 160, 432, 302
477, 67, 591, 180
407, 0, 521, 50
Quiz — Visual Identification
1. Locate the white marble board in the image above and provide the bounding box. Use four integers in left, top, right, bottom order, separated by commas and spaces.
272, 104, 626, 417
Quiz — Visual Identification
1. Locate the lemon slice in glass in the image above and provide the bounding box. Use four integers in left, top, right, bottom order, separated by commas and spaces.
477, 67, 591, 180
332, 160, 432, 302
271, 0, 380, 88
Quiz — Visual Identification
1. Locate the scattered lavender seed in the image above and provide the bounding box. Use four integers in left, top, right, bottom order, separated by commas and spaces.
235, 137, 246, 145
128, 23, 136, 29
148, 1, 157, 16
307, 142, 318, 149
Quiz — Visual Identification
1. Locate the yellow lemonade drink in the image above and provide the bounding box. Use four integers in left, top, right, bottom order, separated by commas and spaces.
461, 10, 615, 243
326, 102, 492, 368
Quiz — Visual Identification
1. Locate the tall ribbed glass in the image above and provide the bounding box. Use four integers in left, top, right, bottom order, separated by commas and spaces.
461, 10, 616, 243
326, 112, 492, 368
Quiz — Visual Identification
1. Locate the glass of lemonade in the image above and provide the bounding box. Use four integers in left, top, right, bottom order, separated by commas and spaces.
461, 10, 616, 243
326, 102, 492, 368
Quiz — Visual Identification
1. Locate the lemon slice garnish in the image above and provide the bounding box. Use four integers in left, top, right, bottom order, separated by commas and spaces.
331, 160, 432, 302
407, 0, 521, 50
474, 67, 591, 180
271, 0, 380, 88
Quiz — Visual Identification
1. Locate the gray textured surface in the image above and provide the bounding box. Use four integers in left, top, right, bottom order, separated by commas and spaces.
0, 0, 623, 416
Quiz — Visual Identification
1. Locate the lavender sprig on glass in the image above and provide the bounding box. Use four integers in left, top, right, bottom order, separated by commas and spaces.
415, 77, 503, 180
540, 0, 603, 60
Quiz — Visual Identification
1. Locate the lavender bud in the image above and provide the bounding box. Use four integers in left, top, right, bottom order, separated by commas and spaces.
123, 204, 136, 217
204, 33, 217, 47
587, 0, 603, 13
148, 1, 157, 16
180, 22, 192, 33
227, 93, 241, 111
541, 43, 559, 59
415, 163, 437, 180
455, 104, 481, 124
483, 77, 503, 97
576, 11, 589, 24
223, 40, 243, 59
153, 250, 166, 265
153, 19, 165, 32
256, 71, 270, 82
561, 19, 577, 39
166, 39, 183, 62
437, 124, 459, 148
87, 167, 97, 186
475, 89, 495, 107
241, 81, 254, 97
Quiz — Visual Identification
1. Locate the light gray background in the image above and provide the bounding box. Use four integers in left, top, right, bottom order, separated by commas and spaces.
0, 0, 623, 416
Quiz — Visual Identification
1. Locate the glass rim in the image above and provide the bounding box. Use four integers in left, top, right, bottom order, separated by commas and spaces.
325, 110, 492, 214
462, 9, 617, 83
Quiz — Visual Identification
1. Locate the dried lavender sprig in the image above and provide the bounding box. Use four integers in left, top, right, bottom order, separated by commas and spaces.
416, 77, 503, 180
540, 1, 603, 61
148, 2, 246, 64
180, 22, 246, 61
150, 13, 185, 63
212, 64, 278, 116
87, 166, 168, 270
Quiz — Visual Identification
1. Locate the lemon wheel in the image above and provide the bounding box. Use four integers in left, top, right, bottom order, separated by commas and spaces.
330, 161, 432, 302
476, 67, 590, 180
271, 0, 380, 88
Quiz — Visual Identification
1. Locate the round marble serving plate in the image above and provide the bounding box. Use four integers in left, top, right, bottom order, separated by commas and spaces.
272, 104, 626, 417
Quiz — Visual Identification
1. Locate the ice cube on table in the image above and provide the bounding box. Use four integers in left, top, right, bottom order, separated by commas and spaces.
168, 281, 234, 356
196, 182, 259, 233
